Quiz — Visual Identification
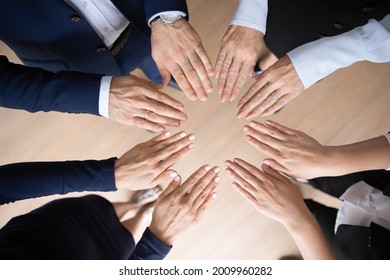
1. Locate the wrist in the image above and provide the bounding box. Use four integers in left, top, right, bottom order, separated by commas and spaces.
149, 223, 174, 247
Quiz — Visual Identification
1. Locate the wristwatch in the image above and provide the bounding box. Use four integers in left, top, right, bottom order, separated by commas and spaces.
152, 13, 184, 26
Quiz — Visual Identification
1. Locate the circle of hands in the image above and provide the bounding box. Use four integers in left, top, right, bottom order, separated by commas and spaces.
112, 22, 318, 246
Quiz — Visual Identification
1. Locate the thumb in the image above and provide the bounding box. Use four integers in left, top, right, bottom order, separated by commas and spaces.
157, 67, 171, 88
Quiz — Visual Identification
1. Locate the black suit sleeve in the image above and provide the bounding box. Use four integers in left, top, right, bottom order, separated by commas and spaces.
144, 0, 188, 21
129, 227, 171, 260
0, 55, 103, 115
0, 158, 117, 205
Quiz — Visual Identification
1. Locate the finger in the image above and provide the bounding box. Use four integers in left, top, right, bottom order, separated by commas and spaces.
144, 110, 182, 127
232, 182, 259, 206
178, 165, 211, 195
145, 131, 173, 147
246, 90, 284, 119
132, 117, 165, 132
262, 163, 293, 184
220, 59, 241, 102
170, 64, 198, 101
152, 131, 190, 151
150, 169, 179, 187
231, 158, 264, 180
194, 191, 218, 222
262, 159, 292, 178
158, 133, 195, 157
243, 124, 284, 149
237, 73, 268, 110
262, 94, 292, 116
229, 62, 253, 102
245, 134, 280, 159
237, 83, 277, 119
158, 142, 195, 171
181, 56, 208, 101
189, 166, 220, 203
195, 46, 214, 78
215, 46, 227, 79
157, 175, 181, 201
157, 66, 172, 88
264, 120, 296, 136
217, 55, 233, 95
247, 121, 289, 140
225, 160, 263, 191
143, 93, 186, 120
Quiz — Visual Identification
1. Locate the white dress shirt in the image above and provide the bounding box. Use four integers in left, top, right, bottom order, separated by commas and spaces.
66, 0, 186, 118
231, 1, 390, 88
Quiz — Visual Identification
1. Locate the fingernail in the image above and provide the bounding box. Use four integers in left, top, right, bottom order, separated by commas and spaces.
232, 183, 238, 189
180, 114, 187, 121
263, 160, 270, 166
189, 134, 196, 141
249, 122, 256, 127
158, 127, 165, 132
201, 95, 207, 101
226, 169, 232, 175
188, 143, 194, 149
237, 112, 243, 119
214, 176, 221, 183
211, 193, 218, 199
178, 104, 185, 111
174, 175, 181, 182
170, 172, 177, 178
164, 131, 171, 137
246, 135, 252, 141
233, 158, 239, 163
225, 161, 231, 166
190, 95, 197, 101
213, 167, 220, 174
179, 132, 187, 138
243, 126, 249, 132
205, 165, 211, 171
265, 120, 272, 125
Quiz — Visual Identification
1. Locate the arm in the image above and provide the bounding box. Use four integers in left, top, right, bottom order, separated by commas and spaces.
225, 159, 336, 259
243, 120, 390, 179
0, 130, 195, 205
130, 165, 220, 259
237, 14, 390, 118
0, 55, 101, 115
215, 0, 268, 103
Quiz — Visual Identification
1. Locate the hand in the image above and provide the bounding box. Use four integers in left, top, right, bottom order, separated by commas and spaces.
108, 75, 187, 132
114, 131, 196, 190
215, 25, 264, 102
149, 165, 220, 246
237, 56, 304, 118
225, 158, 310, 229
151, 19, 214, 101
243, 120, 330, 179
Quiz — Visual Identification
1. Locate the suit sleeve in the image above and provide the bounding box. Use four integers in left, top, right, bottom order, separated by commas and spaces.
143, 0, 188, 22
128, 227, 171, 260
0, 158, 117, 205
0, 56, 102, 115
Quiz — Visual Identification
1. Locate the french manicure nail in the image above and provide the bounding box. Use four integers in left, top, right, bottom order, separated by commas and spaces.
225, 161, 231, 166
243, 126, 249, 132
213, 167, 220, 173
211, 193, 218, 199
174, 175, 181, 182
170, 172, 177, 178
188, 144, 194, 149
214, 176, 221, 183
164, 131, 171, 137
205, 165, 211, 171
180, 114, 187, 121
249, 122, 256, 127
189, 134, 196, 141
179, 132, 187, 138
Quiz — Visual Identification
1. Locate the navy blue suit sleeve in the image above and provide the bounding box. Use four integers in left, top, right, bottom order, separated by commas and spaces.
144, 0, 188, 21
0, 158, 117, 205
129, 227, 171, 260
0, 56, 102, 115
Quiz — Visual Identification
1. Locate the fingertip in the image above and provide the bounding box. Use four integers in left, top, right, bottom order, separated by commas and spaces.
174, 175, 181, 182
211, 192, 218, 199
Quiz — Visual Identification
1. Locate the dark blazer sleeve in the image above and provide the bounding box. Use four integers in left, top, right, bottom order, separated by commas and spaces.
144, 0, 188, 21
0, 56, 102, 115
0, 158, 117, 205
128, 227, 171, 260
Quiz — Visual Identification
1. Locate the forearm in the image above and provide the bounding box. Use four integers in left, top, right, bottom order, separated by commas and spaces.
325, 135, 390, 175
0, 56, 102, 115
0, 158, 117, 205
286, 211, 336, 260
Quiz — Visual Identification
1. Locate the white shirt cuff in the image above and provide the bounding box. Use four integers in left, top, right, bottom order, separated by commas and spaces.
230, 0, 267, 34
98, 76, 112, 118
148, 11, 187, 26
287, 15, 390, 89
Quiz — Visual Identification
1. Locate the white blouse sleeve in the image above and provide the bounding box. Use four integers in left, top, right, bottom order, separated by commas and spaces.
230, 0, 268, 34
287, 14, 390, 89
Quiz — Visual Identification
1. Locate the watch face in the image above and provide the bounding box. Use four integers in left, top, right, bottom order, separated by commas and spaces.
161, 14, 182, 23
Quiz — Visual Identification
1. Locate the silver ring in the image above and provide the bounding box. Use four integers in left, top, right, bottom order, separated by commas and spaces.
144, 110, 151, 120
270, 93, 279, 101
